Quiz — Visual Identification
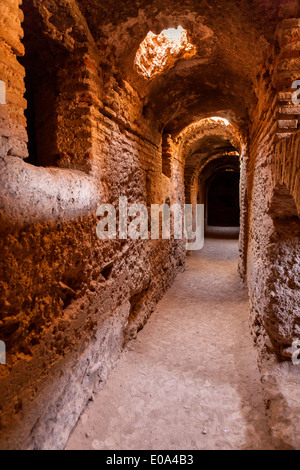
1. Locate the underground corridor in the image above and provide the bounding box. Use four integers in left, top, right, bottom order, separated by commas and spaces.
0, 0, 300, 452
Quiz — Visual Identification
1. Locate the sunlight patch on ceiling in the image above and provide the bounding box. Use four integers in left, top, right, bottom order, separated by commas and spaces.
135, 26, 196, 79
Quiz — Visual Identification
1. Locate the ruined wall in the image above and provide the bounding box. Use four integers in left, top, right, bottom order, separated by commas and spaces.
246, 19, 300, 359
0, 0, 185, 450
247, 131, 300, 357
242, 21, 300, 447
247, 127, 300, 449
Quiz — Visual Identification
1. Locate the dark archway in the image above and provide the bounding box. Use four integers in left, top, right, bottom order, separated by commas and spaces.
207, 170, 240, 227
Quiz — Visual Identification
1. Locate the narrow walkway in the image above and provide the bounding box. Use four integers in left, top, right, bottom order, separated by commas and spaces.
66, 238, 272, 450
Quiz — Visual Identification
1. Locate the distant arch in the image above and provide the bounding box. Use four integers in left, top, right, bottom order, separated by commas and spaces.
207, 169, 240, 227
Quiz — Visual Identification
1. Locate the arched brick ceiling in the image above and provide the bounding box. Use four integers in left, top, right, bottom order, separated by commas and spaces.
75, 0, 298, 133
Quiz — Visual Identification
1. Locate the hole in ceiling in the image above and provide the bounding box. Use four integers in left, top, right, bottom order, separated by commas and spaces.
135, 26, 196, 79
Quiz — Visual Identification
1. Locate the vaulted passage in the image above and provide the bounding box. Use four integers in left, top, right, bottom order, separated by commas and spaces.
0, 0, 300, 451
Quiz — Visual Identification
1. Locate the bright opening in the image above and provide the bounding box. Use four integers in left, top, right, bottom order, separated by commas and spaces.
210, 117, 230, 126
135, 26, 196, 79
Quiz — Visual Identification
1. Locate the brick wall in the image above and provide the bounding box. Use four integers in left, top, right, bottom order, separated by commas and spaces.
0, 0, 28, 159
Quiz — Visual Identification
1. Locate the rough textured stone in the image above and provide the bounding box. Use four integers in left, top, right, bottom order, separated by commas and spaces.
0, 0, 299, 450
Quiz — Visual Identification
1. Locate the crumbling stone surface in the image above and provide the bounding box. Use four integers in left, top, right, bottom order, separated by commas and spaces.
0, 0, 28, 159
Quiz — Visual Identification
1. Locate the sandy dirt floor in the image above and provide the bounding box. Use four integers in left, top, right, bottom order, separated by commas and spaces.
66, 237, 273, 450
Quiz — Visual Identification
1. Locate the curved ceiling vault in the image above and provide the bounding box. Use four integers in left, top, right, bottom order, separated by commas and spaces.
76, 0, 289, 136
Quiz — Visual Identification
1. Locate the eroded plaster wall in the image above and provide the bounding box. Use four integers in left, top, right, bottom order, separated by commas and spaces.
0, 0, 185, 449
